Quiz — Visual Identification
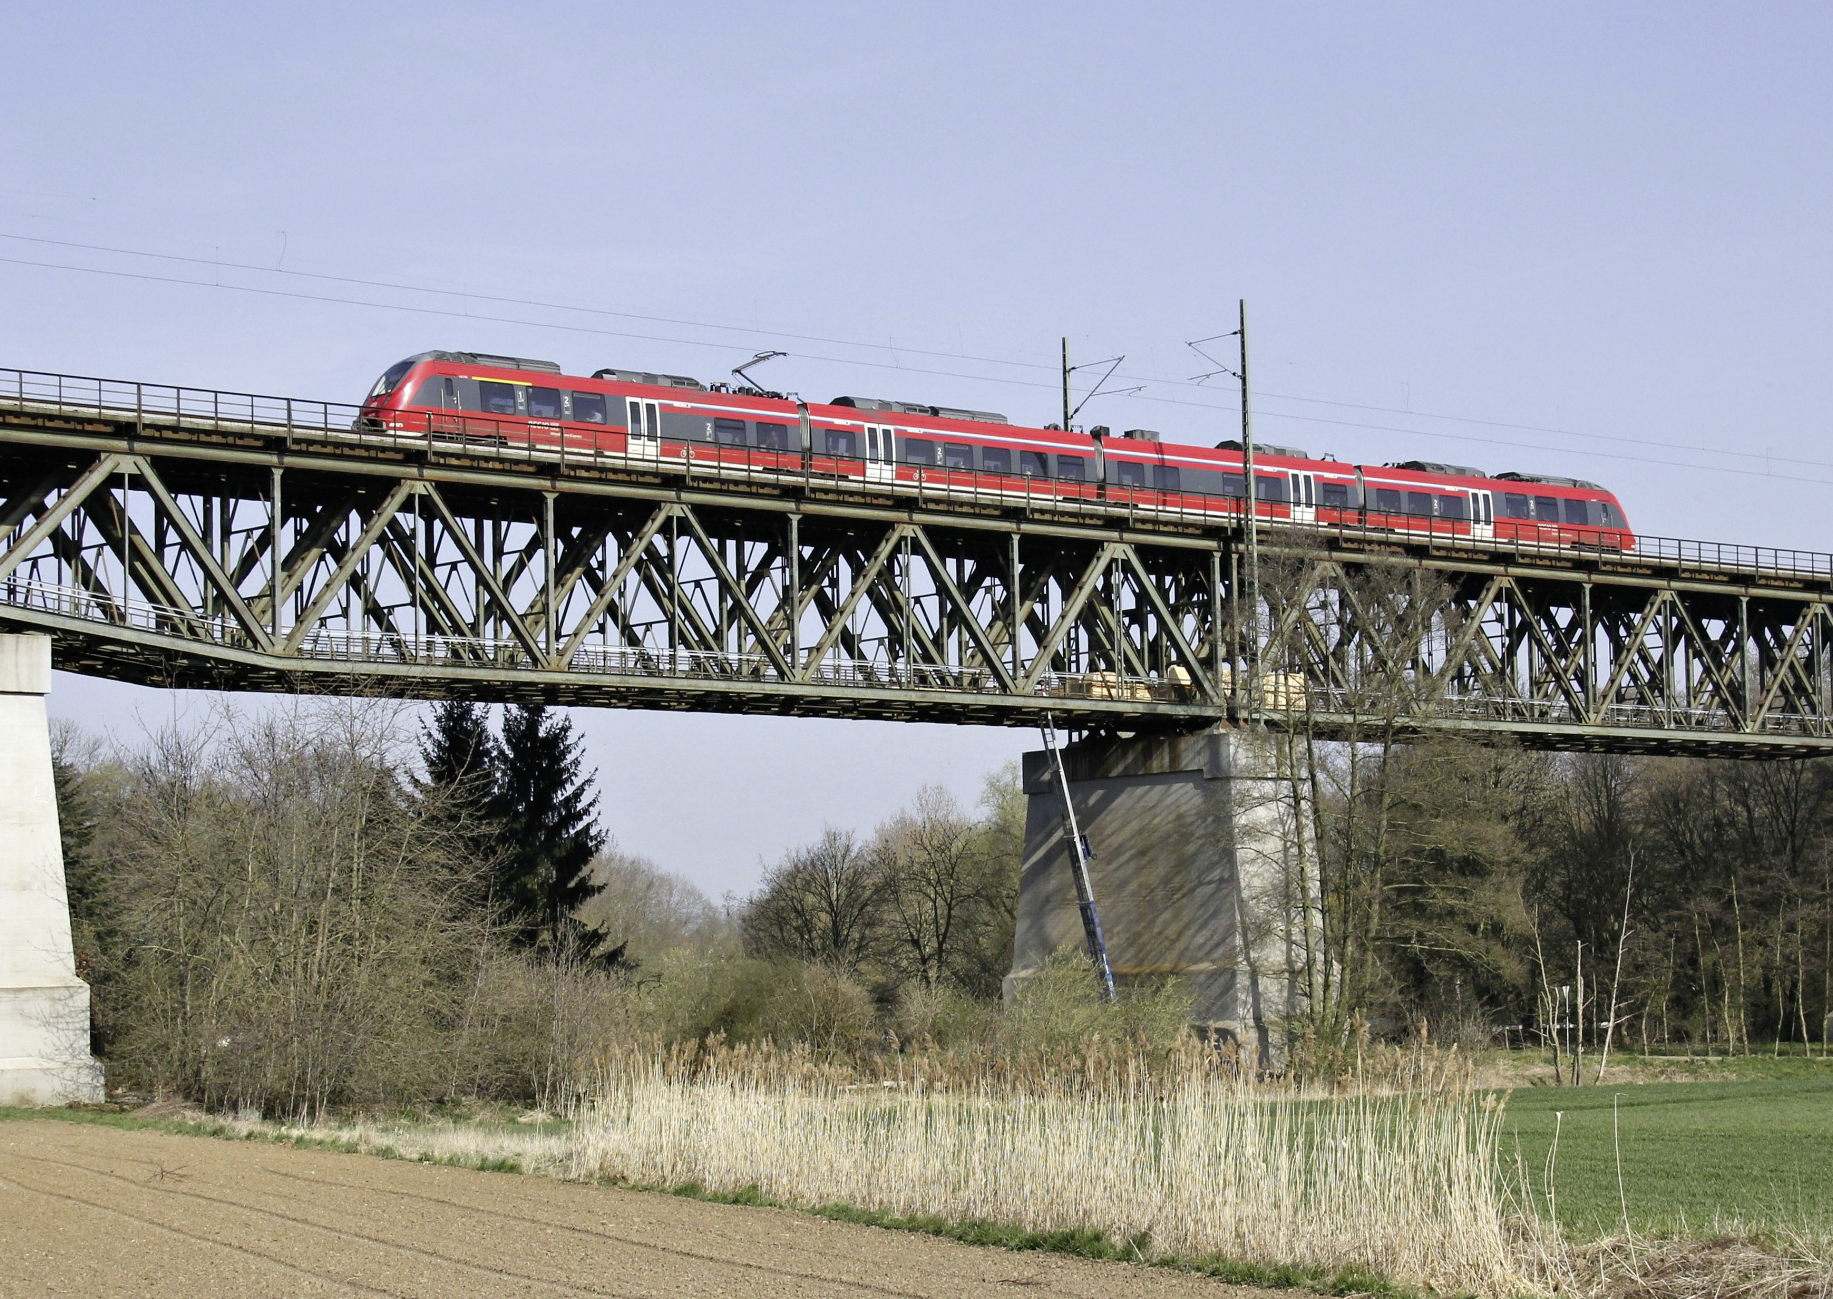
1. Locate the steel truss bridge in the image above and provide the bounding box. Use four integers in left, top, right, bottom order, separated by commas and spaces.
1, 367, 1830, 756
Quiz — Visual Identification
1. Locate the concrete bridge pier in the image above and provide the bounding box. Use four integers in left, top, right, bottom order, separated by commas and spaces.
1004, 724, 1321, 1057
0, 633, 104, 1104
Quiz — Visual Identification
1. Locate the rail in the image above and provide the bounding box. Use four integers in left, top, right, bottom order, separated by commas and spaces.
3, 364, 1829, 583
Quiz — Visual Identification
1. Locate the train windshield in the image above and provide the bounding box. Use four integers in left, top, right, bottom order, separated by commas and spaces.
367, 359, 417, 400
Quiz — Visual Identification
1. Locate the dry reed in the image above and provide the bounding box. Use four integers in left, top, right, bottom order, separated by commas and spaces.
570, 1044, 1541, 1296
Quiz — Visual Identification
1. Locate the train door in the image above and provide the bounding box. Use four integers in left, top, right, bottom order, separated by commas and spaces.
864, 425, 895, 483
1469, 490, 1494, 541
419, 375, 460, 440
1289, 472, 1317, 525
625, 398, 660, 460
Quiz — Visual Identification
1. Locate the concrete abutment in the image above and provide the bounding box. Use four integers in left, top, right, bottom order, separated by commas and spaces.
1004, 724, 1321, 1055
0, 633, 105, 1104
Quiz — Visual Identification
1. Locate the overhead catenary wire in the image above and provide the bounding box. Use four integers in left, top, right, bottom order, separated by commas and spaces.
5, 231, 1818, 468
0, 233, 1823, 483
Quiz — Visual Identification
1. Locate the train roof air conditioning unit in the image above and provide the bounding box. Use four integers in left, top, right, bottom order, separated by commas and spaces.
593, 369, 707, 391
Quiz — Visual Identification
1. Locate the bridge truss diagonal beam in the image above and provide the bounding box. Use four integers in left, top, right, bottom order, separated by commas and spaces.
1, 393, 1831, 754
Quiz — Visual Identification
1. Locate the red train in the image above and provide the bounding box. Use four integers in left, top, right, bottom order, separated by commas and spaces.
360, 350, 1635, 549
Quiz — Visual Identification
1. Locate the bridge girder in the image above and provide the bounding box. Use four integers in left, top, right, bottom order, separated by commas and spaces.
1, 370, 1830, 756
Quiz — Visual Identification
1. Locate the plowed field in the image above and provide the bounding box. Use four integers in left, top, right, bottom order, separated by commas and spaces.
0, 1119, 1269, 1298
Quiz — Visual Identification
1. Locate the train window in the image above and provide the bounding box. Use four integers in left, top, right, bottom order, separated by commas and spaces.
1020, 450, 1049, 477
1320, 481, 1349, 509
1402, 491, 1431, 516
1600, 501, 1622, 528
477, 381, 519, 416
1114, 461, 1147, 487
981, 446, 1012, 473
1255, 475, 1286, 503
755, 422, 790, 450
1436, 494, 1467, 520
1500, 493, 1530, 519
942, 443, 974, 469
528, 387, 563, 419
1220, 472, 1245, 497
1057, 456, 1087, 480
1373, 487, 1402, 513
1564, 498, 1590, 525
715, 418, 748, 445
368, 359, 415, 399
412, 376, 451, 408
823, 429, 857, 457
1153, 464, 1181, 491
904, 438, 939, 466
570, 392, 607, 424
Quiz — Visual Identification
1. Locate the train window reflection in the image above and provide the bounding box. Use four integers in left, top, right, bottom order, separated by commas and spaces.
904, 438, 939, 466
823, 429, 857, 457
477, 381, 518, 416
1114, 461, 1147, 486
571, 392, 607, 424
715, 418, 747, 445
369, 359, 414, 399
981, 446, 1012, 473
755, 422, 790, 450
942, 443, 974, 468
1502, 494, 1531, 519
1534, 496, 1560, 521
1320, 481, 1349, 509
1057, 456, 1087, 480
528, 387, 562, 419
1374, 487, 1402, 513
1405, 491, 1433, 516
1020, 451, 1049, 477
1564, 498, 1589, 525
1436, 495, 1467, 520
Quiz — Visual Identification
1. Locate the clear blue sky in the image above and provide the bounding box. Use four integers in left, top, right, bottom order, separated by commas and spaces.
5, 4, 1830, 895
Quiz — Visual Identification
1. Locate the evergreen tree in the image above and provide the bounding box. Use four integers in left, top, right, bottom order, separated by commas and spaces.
490, 703, 608, 953
420, 699, 499, 805
418, 700, 503, 875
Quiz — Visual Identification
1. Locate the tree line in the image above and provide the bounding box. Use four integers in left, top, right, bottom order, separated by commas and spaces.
52, 686, 1833, 1116
56, 698, 620, 1116
1273, 724, 1833, 1068
52, 699, 1036, 1114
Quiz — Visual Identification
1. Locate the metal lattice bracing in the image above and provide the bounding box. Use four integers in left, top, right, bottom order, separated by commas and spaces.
1, 366, 1830, 755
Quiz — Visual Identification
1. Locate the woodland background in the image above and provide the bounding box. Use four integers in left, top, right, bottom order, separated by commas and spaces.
52, 686, 1833, 1116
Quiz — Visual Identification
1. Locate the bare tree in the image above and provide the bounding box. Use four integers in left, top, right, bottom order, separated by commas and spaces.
876, 785, 989, 990
92, 700, 496, 1117
578, 844, 730, 967
742, 828, 885, 972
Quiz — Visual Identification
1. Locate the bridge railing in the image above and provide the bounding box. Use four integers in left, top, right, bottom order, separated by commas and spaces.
0, 573, 1206, 704
1, 366, 362, 441
9, 571, 1829, 738
1, 576, 254, 647
4, 365, 1830, 584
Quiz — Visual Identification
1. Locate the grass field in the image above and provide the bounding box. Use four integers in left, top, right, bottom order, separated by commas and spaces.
1498, 1064, 1833, 1241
